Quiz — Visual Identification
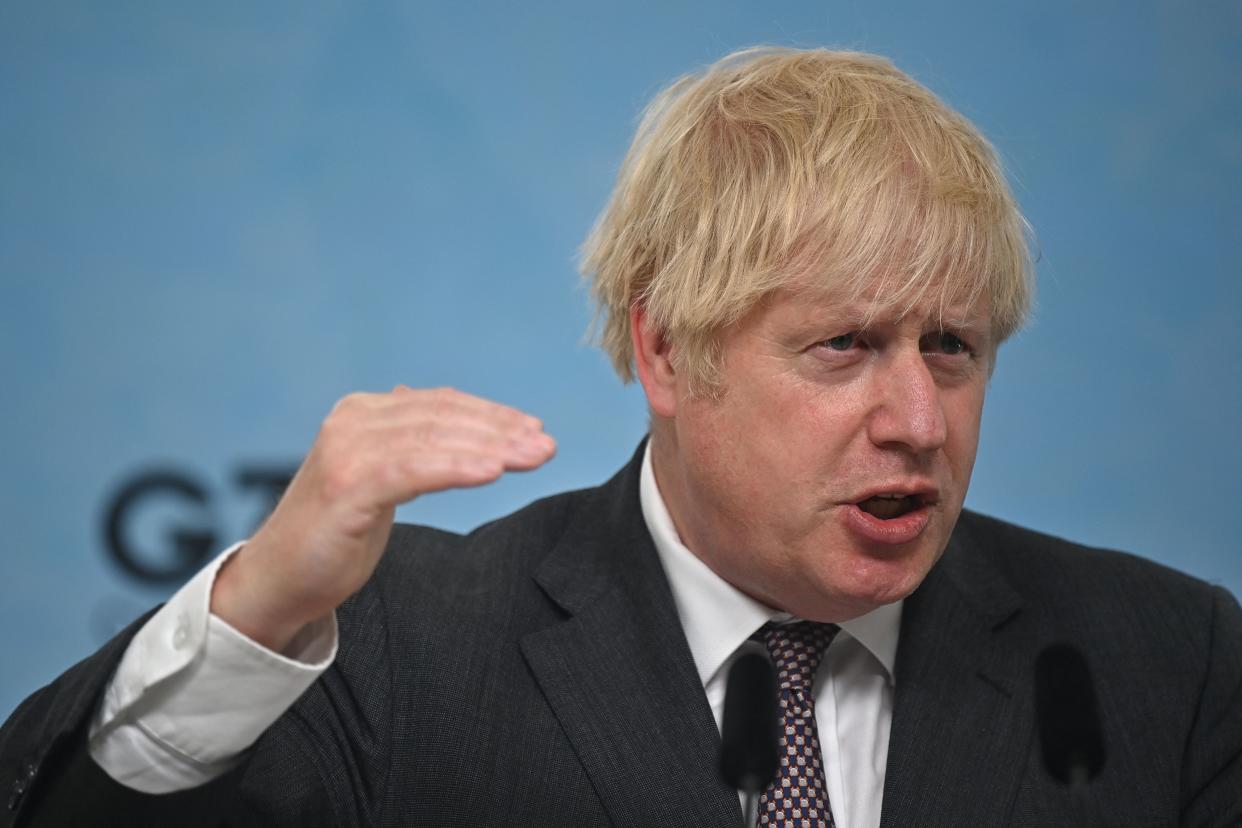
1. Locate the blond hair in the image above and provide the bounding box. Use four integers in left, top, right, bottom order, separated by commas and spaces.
581, 47, 1032, 393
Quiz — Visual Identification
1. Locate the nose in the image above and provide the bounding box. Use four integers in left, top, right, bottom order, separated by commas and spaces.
866, 349, 948, 454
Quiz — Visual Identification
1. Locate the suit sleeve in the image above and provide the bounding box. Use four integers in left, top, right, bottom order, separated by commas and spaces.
0, 581, 388, 827
1180, 585, 1242, 826
88, 544, 336, 793
0, 608, 228, 827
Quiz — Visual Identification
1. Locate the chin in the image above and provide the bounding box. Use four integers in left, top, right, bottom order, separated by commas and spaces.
772, 576, 908, 623
809, 551, 936, 619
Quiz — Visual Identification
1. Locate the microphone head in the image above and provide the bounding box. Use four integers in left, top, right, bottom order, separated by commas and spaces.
1034, 643, 1106, 786
719, 650, 779, 793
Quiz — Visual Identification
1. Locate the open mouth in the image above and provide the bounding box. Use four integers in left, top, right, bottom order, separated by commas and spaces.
856, 494, 925, 521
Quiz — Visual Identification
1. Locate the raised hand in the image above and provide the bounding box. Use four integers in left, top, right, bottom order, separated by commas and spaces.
210, 386, 556, 652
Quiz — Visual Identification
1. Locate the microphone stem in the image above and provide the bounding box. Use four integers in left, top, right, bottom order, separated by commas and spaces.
743, 791, 759, 827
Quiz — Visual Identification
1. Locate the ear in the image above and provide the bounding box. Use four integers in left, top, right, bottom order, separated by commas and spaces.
630, 303, 678, 418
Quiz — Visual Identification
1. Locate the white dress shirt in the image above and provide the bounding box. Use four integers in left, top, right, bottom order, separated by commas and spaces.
90, 447, 900, 827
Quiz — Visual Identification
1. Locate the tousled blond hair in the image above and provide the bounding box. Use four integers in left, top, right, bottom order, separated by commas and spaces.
581, 47, 1033, 393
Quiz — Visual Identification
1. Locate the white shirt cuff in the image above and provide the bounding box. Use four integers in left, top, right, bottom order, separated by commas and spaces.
88, 542, 338, 793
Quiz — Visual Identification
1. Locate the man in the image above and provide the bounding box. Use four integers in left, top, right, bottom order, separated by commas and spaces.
2, 47, 1239, 827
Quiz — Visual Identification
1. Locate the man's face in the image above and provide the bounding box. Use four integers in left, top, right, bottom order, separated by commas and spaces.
645, 284, 993, 622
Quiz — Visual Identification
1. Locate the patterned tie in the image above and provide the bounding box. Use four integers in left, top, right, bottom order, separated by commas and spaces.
755, 620, 840, 828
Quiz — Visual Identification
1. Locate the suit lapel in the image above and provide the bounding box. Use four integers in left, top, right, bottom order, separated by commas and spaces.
880, 515, 1036, 827
521, 447, 743, 828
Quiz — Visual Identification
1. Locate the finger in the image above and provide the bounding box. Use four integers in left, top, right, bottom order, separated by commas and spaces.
380, 421, 556, 473
375, 447, 508, 502
384, 387, 543, 433
364, 406, 541, 448
354, 409, 552, 464
333, 426, 555, 507
320, 393, 545, 469
501, 431, 557, 470
343, 387, 534, 432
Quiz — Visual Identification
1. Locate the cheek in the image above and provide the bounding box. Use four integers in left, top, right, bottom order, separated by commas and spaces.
943, 391, 985, 489
676, 402, 747, 497
679, 396, 793, 515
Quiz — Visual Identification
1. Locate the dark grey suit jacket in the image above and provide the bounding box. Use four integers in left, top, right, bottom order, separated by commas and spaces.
2, 445, 1240, 826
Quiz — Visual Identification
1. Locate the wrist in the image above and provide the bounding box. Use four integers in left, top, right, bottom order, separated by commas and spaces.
210, 544, 314, 654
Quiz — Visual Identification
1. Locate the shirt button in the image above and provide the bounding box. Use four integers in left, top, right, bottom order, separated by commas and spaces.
172, 614, 191, 650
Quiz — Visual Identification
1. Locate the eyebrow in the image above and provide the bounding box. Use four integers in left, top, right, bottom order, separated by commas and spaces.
936, 313, 991, 332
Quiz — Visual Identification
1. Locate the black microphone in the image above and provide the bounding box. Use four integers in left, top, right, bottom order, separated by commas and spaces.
720, 651, 779, 823
1034, 643, 1106, 787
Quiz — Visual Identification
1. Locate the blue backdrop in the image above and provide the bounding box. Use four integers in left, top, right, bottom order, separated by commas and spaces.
3, 1, 1240, 718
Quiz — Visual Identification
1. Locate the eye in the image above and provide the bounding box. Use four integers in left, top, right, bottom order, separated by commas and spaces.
820, 333, 857, 352
925, 331, 969, 356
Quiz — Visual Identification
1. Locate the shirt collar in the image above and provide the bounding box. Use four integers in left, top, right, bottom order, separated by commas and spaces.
639, 441, 902, 690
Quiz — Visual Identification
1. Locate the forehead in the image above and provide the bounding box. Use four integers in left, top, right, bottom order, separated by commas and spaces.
773, 272, 994, 333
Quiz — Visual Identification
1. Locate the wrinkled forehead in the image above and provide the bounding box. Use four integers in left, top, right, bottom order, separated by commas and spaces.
782, 245, 996, 336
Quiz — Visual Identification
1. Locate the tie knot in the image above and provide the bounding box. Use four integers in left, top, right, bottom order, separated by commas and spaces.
756, 620, 840, 690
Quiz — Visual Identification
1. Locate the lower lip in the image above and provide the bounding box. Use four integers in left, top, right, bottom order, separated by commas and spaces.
842, 503, 932, 545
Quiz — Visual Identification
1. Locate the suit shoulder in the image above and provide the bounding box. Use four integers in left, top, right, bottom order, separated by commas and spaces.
946, 511, 1242, 687
341, 482, 603, 629
953, 509, 1227, 609
382, 483, 599, 568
